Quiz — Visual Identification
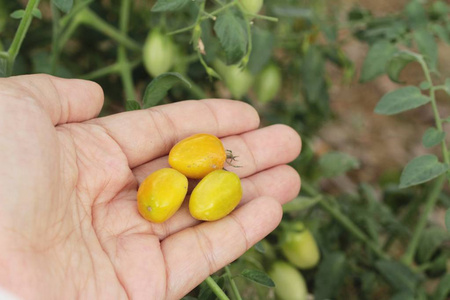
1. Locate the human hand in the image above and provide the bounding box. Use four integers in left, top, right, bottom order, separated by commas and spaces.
0, 75, 301, 299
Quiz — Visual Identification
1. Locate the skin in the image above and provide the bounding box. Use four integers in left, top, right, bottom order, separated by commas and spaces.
0, 74, 302, 300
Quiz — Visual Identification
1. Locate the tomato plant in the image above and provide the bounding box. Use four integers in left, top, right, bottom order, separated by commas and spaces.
168, 133, 227, 179
189, 170, 242, 221
137, 168, 188, 223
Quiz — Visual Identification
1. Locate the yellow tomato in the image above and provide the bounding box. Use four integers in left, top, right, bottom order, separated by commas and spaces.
168, 133, 227, 179
189, 170, 242, 221
137, 168, 188, 223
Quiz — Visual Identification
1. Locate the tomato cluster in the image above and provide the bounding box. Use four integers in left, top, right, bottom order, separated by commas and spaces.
137, 133, 242, 223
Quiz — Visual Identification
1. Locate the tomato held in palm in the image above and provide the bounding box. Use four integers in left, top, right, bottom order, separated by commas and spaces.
168, 133, 227, 179
267, 261, 308, 300
143, 28, 176, 77
189, 170, 242, 221
137, 168, 188, 223
281, 222, 321, 269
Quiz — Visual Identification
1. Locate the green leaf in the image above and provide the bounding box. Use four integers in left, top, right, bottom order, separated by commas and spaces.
318, 151, 360, 178
248, 28, 274, 74
214, 9, 248, 65
10, 8, 42, 19
445, 78, 450, 95
282, 196, 321, 213
446, 209, 450, 231
386, 50, 422, 83
422, 127, 445, 148
405, 0, 427, 29
314, 252, 346, 300
52, 0, 73, 13
417, 227, 449, 263
254, 241, 265, 254
414, 29, 438, 71
142, 72, 191, 109
360, 40, 396, 82
125, 100, 141, 111
151, 0, 191, 12
431, 24, 450, 44
419, 81, 431, 90
399, 155, 449, 188
374, 86, 430, 115
241, 269, 275, 287
433, 273, 450, 300
375, 259, 422, 293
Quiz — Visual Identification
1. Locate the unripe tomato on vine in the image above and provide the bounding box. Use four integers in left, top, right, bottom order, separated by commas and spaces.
280, 221, 321, 269
143, 28, 176, 77
240, 0, 264, 15
213, 59, 254, 99
255, 63, 282, 103
268, 261, 308, 300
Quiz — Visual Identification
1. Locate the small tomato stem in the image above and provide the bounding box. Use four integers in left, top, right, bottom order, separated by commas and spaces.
302, 181, 389, 260
6, 0, 41, 76
205, 276, 230, 300
118, 0, 135, 102
401, 174, 446, 266
419, 58, 450, 169
77, 8, 141, 52
225, 266, 243, 300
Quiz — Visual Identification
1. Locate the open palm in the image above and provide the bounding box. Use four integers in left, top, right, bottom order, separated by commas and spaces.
0, 75, 301, 300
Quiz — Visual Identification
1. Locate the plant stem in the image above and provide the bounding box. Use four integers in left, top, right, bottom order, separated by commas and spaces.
419, 58, 450, 168
225, 266, 243, 300
77, 8, 141, 52
302, 181, 389, 260
401, 174, 446, 266
117, 0, 135, 102
6, 0, 41, 76
50, 2, 61, 74
205, 276, 230, 300
80, 59, 141, 80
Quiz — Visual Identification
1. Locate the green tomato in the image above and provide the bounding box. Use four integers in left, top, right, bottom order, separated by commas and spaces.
213, 59, 254, 99
280, 222, 320, 269
143, 28, 176, 77
255, 63, 282, 103
240, 0, 264, 15
268, 261, 308, 300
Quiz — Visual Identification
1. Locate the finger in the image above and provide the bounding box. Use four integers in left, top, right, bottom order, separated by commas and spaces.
222, 124, 302, 177
89, 99, 260, 168
132, 124, 302, 181
162, 197, 283, 300
1, 74, 104, 125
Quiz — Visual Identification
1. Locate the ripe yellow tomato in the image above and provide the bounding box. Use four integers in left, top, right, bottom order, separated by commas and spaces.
137, 168, 188, 223
168, 133, 227, 179
189, 170, 242, 221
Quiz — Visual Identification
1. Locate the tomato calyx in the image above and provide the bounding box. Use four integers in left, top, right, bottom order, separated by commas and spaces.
226, 149, 242, 168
